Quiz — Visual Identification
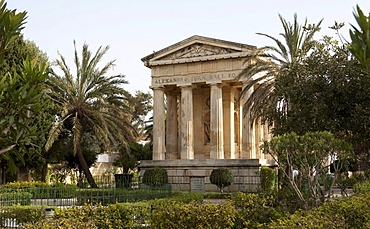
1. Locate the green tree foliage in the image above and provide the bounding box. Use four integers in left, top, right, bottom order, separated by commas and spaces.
260, 166, 277, 193
348, 5, 370, 72
126, 91, 152, 138
0, 0, 26, 63
210, 168, 234, 193
45, 41, 136, 188
0, 36, 48, 75
269, 36, 370, 169
238, 14, 322, 126
142, 168, 168, 188
0, 2, 52, 182
262, 131, 353, 209
113, 141, 152, 173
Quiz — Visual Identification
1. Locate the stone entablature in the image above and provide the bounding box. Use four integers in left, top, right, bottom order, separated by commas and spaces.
152, 70, 239, 87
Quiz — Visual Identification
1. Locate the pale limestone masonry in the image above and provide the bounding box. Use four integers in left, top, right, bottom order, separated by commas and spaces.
140, 35, 276, 192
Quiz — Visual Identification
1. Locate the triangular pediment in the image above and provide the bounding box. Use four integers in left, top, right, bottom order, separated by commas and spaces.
159, 43, 235, 60
142, 35, 256, 67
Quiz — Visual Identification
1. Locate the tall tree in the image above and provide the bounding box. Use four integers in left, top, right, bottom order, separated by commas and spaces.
238, 14, 322, 131
126, 91, 152, 138
45, 41, 136, 188
0, 0, 50, 169
348, 5, 370, 72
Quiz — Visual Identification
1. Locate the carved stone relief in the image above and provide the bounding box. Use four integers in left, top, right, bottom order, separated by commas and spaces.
161, 43, 235, 60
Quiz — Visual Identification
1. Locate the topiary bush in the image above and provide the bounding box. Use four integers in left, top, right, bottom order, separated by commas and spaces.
142, 168, 168, 188
260, 166, 277, 193
151, 201, 236, 229
210, 168, 234, 193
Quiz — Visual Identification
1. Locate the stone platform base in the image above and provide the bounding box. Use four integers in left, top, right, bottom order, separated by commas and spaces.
139, 159, 276, 192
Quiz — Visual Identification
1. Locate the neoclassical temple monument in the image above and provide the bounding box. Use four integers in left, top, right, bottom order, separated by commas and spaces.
140, 35, 274, 192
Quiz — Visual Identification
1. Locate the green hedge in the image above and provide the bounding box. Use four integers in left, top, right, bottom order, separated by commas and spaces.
0, 191, 32, 206
267, 193, 370, 228
0, 206, 46, 227
20, 203, 151, 229
151, 201, 236, 229
231, 192, 284, 228
6, 191, 370, 229
21, 218, 98, 229
76, 187, 171, 205
354, 181, 370, 194
0, 181, 77, 199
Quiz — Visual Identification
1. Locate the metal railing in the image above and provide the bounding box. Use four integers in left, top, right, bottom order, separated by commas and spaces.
0, 175, 172, 207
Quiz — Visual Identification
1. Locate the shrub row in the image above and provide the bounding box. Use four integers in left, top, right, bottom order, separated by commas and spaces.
0, 206, 46, 228
267, 193, 370, 228
76, 186, 172, 204
5, 192, 370, 228
0, 181, 77, 199
0, 191, 32, 206
18, 192, 283, 228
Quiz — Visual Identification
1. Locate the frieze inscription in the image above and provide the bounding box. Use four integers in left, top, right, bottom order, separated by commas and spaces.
152, 71, 238, 86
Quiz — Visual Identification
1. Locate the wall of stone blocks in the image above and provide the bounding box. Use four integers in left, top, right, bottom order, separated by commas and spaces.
139, 159, 275, 192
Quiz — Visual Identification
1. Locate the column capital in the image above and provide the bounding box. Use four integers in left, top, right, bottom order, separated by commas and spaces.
178, 83, 193, 88
150, 86, 165, 90
206, 81, 223, 86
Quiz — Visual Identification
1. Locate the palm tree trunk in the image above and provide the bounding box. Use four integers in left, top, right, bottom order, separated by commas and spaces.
41, 152, 48, 182
76, 142, 97, 188
41, 162, 48, 182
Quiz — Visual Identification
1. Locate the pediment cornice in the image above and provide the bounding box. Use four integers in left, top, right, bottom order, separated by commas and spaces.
142, 35, 256, 67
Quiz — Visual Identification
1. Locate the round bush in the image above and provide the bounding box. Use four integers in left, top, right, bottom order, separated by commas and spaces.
210, 168, 234, 192
142, 168, 168, 188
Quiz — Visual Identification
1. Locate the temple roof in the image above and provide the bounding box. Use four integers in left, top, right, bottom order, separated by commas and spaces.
141, 35, 256, 67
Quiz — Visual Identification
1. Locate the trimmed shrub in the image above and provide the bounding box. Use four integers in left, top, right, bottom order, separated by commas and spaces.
0, 191, 32, 206
261, 166, 277, 193
21, 218, 98, 229
354, 181, 370, 194
30, 203, 151, 229
142, 168, 168, 188
231, 192, 284, 228
210, 168, 234, 192
267, 193, 370, 228
0, 206, 46, 227
151, 201, 236, 229
76, 188, 171, 205
0, 181, 77, 199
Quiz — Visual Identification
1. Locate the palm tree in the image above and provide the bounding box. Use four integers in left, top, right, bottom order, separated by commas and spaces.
238, 14, 322, 129
45, 41, 136, 188
348, 5, 370, 72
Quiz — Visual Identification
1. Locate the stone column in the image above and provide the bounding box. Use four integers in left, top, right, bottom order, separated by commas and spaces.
241, 81, 253, 158
229, 87, 236, 159
210, 83, 224, 159
166, 91, 178, 159
152, 87, 166, 160
180, 85, 194, 159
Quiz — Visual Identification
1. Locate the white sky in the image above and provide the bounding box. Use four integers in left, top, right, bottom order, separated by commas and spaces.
7, 0, 370, 94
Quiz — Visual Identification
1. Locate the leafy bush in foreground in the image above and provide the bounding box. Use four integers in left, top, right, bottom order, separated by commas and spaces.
267, 193, 370, 228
